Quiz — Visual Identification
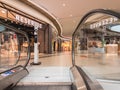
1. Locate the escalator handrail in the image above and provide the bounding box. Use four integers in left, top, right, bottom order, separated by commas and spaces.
0, 21, 30, 68
76, 65, 104, 90
72, 9, 120, 66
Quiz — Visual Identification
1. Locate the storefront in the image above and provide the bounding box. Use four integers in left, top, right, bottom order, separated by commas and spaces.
0, 2, 53, 54
74, 15, 120, 55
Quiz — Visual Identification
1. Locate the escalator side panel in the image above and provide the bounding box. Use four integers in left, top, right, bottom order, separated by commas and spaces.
76, 66, 103, 90
70, 66, 87, 90
0, 67, 28, 90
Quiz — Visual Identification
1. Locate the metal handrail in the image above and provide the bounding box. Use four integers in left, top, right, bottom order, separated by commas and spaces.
0, 21, 30, 68
72, 9, 120, 66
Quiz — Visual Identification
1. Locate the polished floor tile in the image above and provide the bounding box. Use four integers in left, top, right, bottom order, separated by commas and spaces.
1, 51, 120, 84
18, 66, 72, 85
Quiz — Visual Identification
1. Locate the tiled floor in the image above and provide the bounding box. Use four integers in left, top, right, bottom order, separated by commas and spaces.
75, 53, 120, 80
18, 66, 72, 85
29, 52, 72, 67
1, 51, 120, 85
17, 52, 72, 85
28, 52, 120, 80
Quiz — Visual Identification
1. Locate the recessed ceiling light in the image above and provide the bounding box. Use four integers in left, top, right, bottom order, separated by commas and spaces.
1, 10, 6, 13
70, 14, 73, 17
62, 3, 66, 7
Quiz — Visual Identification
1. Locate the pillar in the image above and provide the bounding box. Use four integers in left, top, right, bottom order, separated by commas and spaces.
31, 28, 41, 65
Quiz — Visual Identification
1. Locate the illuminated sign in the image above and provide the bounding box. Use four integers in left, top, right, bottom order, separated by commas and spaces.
90, 17, 118, 29
16, 15, 42, 29
0, 7, 42, 29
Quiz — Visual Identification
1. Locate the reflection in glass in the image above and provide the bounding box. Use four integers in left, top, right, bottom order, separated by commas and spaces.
0, 28, 29, 67
0, 31, 18, 66
73, 12, 120, 81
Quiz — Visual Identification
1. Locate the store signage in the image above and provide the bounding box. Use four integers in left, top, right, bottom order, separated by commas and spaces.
90, 17, 118, 29
16, 15, 42, 29
0, 5, 43, 29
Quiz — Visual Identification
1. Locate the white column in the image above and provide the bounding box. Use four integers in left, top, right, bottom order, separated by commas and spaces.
34, 40, 39, 63
33, 30, 40, 64
31, 30, 41, 65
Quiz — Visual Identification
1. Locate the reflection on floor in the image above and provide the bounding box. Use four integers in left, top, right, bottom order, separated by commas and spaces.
29, 52, 72, 67
1, 51, 120, 80
75, 51, 120, 90
1, 51, 120, 89
75, 53, 120, 80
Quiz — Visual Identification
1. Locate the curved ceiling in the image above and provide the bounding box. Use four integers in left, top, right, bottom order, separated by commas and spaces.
26, 0, 120, 37
1, 0, 120, 38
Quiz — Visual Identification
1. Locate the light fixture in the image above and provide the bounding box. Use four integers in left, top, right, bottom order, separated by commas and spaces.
62, 3, 66, 7
1, 10, 6, 14
70, 14, 73, 17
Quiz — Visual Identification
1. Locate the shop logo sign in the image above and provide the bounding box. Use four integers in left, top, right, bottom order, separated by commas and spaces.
16, 14, 42, 29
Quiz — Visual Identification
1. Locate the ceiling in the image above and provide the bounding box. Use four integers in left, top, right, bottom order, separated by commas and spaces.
27, 0, 120, 37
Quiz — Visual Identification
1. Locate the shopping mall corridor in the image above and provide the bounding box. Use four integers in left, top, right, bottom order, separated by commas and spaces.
24, 51, 120, 80
1, 50, 120, 90
29, 52, 73, 67
1, 51, 120, 80
11, 51, 120, 90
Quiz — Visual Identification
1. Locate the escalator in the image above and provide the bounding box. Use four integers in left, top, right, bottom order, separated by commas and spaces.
1, 9, 120, 90
72, 9, 120, 90
0, 21, 30, 90
15, 9, 119, 90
